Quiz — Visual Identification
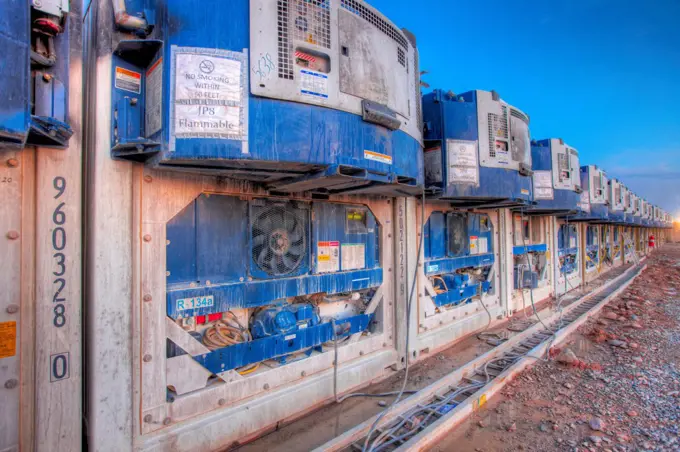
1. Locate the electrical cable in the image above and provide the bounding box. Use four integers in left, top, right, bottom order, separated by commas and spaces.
362, 190, 426, 452
202, 313, 259, 375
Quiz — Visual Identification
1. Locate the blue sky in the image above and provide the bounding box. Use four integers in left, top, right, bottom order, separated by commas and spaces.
369, 0, 680, 218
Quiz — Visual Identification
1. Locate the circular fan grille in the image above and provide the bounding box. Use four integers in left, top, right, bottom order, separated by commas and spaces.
252, 206, 307, 276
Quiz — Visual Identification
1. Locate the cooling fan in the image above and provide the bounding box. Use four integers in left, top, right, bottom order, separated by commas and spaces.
251, 203, 309, 277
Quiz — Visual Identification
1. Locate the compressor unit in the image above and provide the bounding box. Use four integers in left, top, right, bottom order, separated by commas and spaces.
527, 138, 581, 215
422, 211, 495, 307
421, 89, 533, 207
106, 0, 423, 195
631, 193, 642, 225
512, 214, 549, 290
0, 0, 73, 148
584, 225, 600, 274
165, 195, 379, 386
569, 165, 608, 222
556, 221, 580, 295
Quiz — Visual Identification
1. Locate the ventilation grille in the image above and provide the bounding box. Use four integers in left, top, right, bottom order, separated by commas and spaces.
509, 108, 529, 124
487, 106, 508, 158
340, 0, 408, 49
593, 174, 601, 191
614, 186, 621, 204
414, 50, 422, 132
277, 0, 294, 79
397, 47, 405, 67
251, 204, 308, 276
557, 153, 569, 182
569, 148, 578, 156
447, 214, 467, 257
292, 0, 331, 48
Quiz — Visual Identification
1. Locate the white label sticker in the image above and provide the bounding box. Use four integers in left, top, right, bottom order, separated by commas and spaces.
424, 147, 443, 184
115, 66, 141, 94
176, 295, 214, 312
364, 150, 393, 165
470, 235, 479, 255
478, 237, 489, 254
317, 241, 340, 273
534, 187, 554, 200
341, 243, 366, 271
533, 170, 552, 188
145, 58, 163, 137
446, 139, 479, 185
171, 46, 247, 144
578, 191, 591, 212
284, 334, 297, 341
427, 264, 439, 273
299, 69, 329, 99
570, 237, 577, 248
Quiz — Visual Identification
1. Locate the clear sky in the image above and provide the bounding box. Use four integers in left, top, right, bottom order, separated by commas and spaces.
369, 0, 680, 218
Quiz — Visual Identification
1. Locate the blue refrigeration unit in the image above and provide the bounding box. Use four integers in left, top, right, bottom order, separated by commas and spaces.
422, 211, 495, 307
421, 89, 533, 207
106, 0, 423, 195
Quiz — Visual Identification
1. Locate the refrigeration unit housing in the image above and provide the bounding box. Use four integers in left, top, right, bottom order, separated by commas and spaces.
584, 224, 600, 274
568, 165, 608, 222
166, 195, 380, 376
511, 214, 550, 291
107, 0, 423, 196
421, 89, 533, 207
411, 203, 502, 358
631, 193, 642, 225
526, 138, 581, 215
555, 220, 581, 296
0, 0, 73, 149
607, 178, 625, 224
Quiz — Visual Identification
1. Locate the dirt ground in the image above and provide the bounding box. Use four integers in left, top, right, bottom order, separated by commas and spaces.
433, 245, 680, 452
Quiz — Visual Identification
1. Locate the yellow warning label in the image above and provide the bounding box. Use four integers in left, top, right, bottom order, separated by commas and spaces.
0, 321, 17, 359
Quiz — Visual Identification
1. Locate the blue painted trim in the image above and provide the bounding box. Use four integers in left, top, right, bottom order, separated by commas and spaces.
424, 253, 495, 276
192, 313, 373, 373
432, 281, 490, 307
513, 244, 548, 255
167, 268, 383, 318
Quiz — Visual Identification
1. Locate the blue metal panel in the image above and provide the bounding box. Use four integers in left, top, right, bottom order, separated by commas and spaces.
513, 244, 548, 255
193, 313, 373, 373
312, 202, 379, 273
0, 0, 30, 147
532, 189, 581, 214
167, 268, 383, 318
165, 195, 383, 318
110, 0, 423, 196
432, 283, 488, 307
424, 254, 494, 276
530, 140, 552, 171
424, 212, 447, 260
422, 90, 532, 206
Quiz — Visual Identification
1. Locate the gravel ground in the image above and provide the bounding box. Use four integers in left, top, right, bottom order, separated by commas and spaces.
433, 245, 680, 452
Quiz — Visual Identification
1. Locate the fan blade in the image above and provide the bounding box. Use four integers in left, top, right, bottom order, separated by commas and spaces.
257, 247, 269, 267
252, 234, 266, 248
282, 253, 297, 271
258, 213, 273, 233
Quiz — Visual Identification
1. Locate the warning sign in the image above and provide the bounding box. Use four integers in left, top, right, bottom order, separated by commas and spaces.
317, 241, 340, 273
0, 321, 17, 359
364, 150, 393, 165
145, 58, 163, 137
299, 69, 328, 99
170, 46, 247, 144
115, 66, 141, 94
